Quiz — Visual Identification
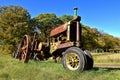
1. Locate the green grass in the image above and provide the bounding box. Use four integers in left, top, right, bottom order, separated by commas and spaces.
93, 53, 120, 63
0, 54, 120, 80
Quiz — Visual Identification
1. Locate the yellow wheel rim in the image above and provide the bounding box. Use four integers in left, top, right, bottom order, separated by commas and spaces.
66, 52, 80, 70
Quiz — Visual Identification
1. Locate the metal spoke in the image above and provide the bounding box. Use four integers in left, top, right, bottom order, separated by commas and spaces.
18, 35, 30, 63
21, 45, 27, 50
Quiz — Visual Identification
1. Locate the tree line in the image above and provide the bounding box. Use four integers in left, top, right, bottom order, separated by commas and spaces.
0, 5, 120, 54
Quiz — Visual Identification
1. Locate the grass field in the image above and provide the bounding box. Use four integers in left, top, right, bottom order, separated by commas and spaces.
93, 53, 120, 63
0, 54, 120, 80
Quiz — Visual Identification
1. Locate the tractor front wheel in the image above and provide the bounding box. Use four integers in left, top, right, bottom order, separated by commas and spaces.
62, 47, 86, 71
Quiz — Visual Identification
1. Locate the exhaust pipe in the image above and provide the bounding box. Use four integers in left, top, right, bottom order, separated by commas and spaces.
74, 7, 78, 16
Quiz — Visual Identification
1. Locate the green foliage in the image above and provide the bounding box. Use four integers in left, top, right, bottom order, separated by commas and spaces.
59, 14, 73, 22
34, 14, 63, 41
102, 34, 120, 49
0, 5, 32, 54
82, 25, 120, 50
82, 26, 100, 49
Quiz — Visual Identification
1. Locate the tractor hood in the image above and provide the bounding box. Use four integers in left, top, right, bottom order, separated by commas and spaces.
50, 23, 68, 37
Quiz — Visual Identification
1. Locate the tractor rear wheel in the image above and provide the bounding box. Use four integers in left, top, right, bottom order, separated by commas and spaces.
19, 35, 31, 63
62, 47, 86, 71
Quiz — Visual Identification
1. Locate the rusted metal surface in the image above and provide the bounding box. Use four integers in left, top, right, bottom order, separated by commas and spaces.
19, 35, 30, 63
57, 41, 73, 49
50, 24, 67, 37
37, 42, 47, 51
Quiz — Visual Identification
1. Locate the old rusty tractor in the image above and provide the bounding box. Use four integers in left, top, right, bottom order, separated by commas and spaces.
13, 8, 93, 71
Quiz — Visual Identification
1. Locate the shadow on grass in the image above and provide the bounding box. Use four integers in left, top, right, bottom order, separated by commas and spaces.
0, 73, 11, 80
93, 67, 120, 72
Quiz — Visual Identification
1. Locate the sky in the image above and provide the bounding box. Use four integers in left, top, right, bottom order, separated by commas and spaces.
0, 0, 120, 38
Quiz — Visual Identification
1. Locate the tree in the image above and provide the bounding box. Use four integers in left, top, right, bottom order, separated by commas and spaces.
59, 15, 73, 22
82, 25, 120, 51
34, 13, 63, 41
102, 33, 118, 50
82, 26, 99, 50
0, 5, 32, 54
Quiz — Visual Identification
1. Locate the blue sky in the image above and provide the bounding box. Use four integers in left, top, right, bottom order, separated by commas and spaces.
0, 0, 120, 38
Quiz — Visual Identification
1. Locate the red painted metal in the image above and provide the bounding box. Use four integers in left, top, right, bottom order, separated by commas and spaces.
50, 24, 67, 37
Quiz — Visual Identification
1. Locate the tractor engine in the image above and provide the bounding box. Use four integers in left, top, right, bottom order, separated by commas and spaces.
49, 8, 82, 56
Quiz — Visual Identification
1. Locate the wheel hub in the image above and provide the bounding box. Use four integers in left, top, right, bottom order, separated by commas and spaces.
66, 52, 80, 70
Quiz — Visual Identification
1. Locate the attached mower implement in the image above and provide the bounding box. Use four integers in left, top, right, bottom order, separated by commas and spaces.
13, 8, 93, 71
